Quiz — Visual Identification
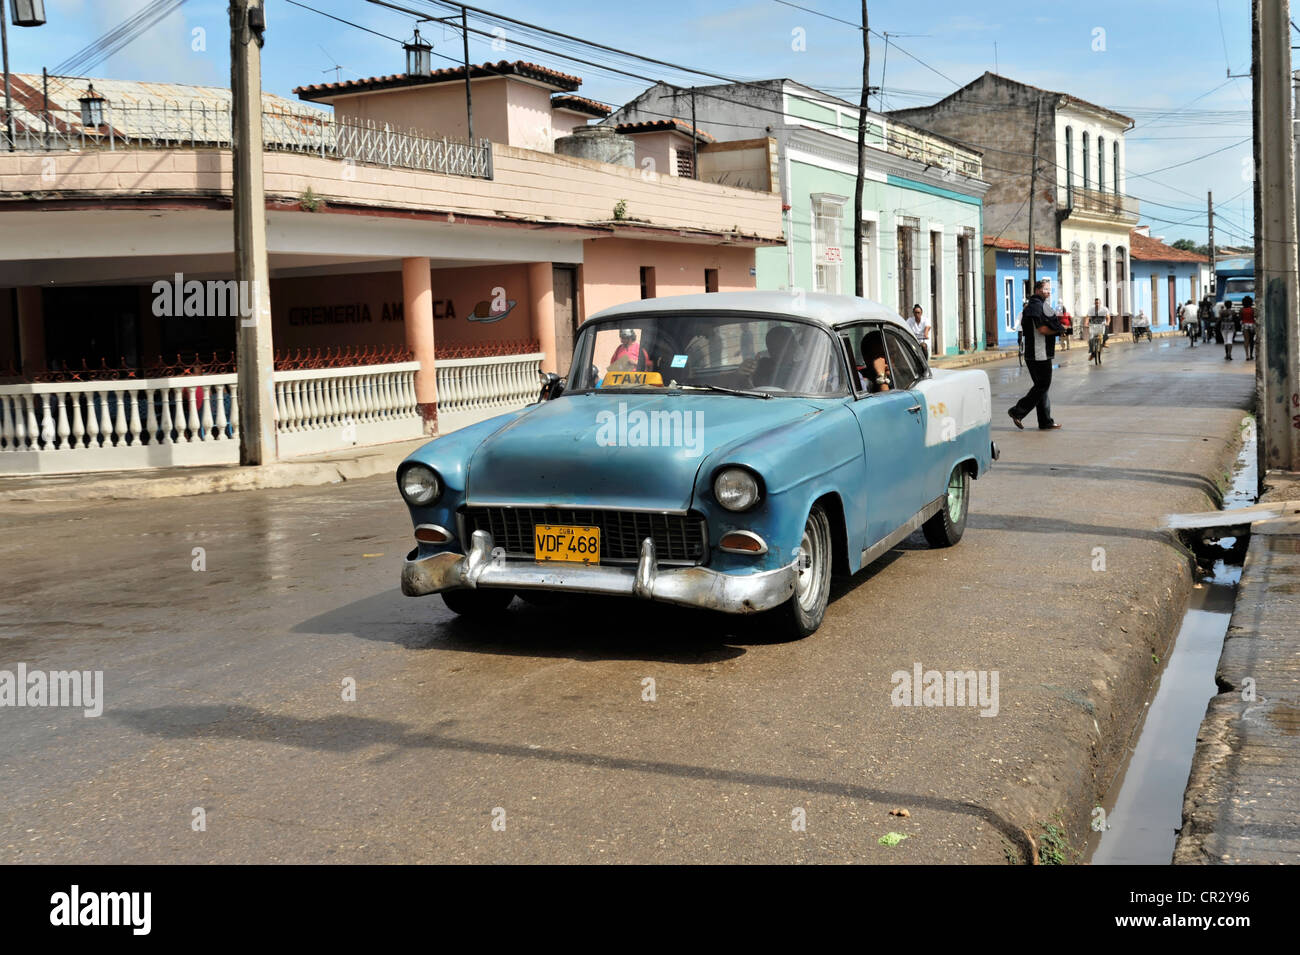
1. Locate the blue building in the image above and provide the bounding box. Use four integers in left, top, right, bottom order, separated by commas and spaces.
983, 238, 1065, 348
1128, 227, 1210, 331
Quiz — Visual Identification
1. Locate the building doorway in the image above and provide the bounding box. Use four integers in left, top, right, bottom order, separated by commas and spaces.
552, 265, 578, 376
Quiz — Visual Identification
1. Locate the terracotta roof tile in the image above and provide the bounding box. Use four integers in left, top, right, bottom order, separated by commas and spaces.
614, 118, 715, 142
294, 61, 582, 100
984, 236, 1068, 255
551, 94, 611, 117
1129, 228, 1209, 262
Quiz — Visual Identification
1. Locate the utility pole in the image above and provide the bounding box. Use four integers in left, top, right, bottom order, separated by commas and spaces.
690, 86, 697, 179
1253, 0, 1300, 476
1207, 190, 1215, 298
2, 0, 14, 152
854, 0, 869, 297
230, 0, 276, 466
1027, 96, 1042, 293
460, 6, 473, 146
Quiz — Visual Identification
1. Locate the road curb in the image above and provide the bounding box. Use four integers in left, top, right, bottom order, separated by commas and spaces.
0, 439, 426, 503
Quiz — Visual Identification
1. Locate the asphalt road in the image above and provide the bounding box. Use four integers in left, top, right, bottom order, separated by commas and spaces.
0, 337, 1257, 863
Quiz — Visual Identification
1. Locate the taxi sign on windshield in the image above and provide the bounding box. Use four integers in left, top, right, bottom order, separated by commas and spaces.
601, 371, 663, 387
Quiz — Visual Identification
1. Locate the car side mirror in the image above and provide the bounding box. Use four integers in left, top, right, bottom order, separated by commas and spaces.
538, 371, 565, 402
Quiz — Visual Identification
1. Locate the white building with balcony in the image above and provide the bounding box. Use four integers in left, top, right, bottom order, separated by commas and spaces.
891, 73, 1140, 335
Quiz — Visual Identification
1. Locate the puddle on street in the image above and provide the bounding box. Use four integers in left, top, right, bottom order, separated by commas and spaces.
1088, 421, 1256, 865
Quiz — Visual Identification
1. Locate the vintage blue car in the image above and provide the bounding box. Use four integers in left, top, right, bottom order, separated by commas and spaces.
398, 292, 998, 638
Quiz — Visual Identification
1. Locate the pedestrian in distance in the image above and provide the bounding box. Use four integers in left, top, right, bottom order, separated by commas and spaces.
1058, 304, 1072, 349
1219, 302, 1234, 360
1088, 298, 1112, 347
1241, 295, 1256, 360
1008, 278, 1064, 431
906, 304, 932, 357
1182, 299, 1201, 347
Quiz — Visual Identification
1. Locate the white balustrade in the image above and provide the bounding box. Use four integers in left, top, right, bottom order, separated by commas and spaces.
272, 362, 422, 458
0, 357, 538, 474
435, 352, 543, 434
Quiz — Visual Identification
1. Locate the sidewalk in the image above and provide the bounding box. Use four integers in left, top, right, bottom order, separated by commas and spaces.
1175, 470, 1300, 864
0, 438, 429, 503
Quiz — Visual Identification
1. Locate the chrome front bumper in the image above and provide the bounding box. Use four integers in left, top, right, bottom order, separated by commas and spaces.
401, 530, 798, 615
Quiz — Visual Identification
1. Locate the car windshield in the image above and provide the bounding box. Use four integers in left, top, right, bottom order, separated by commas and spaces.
1224, 277, 1254, 295
567, 314, 848, 397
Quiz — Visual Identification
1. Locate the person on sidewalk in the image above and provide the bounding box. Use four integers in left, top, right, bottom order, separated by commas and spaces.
1241, 296, 1256, 360
1058, 305, 1072, 349
1008, 278, 1064, 431
906, 304, 932, 357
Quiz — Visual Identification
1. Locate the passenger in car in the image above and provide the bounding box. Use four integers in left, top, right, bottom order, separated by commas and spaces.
861, 332, 892, 393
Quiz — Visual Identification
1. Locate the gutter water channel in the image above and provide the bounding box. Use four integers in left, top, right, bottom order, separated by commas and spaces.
1087, 422, 1258, 865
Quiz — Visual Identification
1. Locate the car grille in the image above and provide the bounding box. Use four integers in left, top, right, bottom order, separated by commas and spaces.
463, 507, 708, 565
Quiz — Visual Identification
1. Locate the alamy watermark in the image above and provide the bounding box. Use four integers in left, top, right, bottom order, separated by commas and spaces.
0, 663, 103, 718
595, 402, 705, 458
152, 272, 263, 326
890, 663, 999, 717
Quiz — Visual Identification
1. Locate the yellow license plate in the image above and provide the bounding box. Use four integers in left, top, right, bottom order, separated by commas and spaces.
534, 524, 600, 564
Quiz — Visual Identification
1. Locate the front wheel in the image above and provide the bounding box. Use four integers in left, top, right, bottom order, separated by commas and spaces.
441, 588, 515, 617
777, 504, 833, 639
923, 465, 971, 548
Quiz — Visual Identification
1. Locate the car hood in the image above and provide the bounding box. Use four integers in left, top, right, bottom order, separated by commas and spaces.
465, 392, 825, 511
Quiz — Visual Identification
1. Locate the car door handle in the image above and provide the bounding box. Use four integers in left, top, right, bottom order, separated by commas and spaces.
907, 404, 922, 414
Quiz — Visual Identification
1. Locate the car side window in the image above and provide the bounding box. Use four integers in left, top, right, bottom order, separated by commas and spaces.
884, 329, 923, 391
853, 323, 895, 395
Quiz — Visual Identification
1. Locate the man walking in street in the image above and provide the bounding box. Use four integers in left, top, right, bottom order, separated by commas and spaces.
1008, 278, 1064, 431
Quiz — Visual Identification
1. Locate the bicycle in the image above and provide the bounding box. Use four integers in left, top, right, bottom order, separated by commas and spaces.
1088, 321, 1107, 366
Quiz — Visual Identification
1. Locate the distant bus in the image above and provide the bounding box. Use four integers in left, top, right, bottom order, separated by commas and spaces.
1215, 257, 1254, 314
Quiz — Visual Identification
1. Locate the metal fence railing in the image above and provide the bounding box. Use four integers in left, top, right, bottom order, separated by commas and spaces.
3, 102, 493, 179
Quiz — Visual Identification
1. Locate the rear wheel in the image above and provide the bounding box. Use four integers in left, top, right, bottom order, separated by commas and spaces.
777, 504, 833, 639
923, 465, 971, 548
441, 588, 515, 617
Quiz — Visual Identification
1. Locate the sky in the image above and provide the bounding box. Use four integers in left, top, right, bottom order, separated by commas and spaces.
7, 0, 1258, 247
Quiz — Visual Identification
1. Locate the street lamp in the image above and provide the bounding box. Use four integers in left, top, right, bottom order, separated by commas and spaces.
2, 0, 48, 152
10, 1, 46, 27
78, 83, 105, 127
404, 27, 431, 76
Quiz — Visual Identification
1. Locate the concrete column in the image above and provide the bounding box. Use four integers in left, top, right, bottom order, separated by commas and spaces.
16, 287, 45, 375
529, 262, 557, 374
402, 256, 438, 435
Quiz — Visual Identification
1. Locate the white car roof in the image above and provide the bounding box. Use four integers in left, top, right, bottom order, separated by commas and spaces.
583, 291, 910, 332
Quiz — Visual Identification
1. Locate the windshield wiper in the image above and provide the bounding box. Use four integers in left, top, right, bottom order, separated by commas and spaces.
674, 384, 773, 399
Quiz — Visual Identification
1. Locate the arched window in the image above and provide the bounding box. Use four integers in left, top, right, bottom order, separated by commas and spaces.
1064, 127, 1074, 201
1102, 244, 1111, 307
1082, 132, 1090, 190
1116, 247, 1127, 315
1113, 140, 1120, 195
1087, 242, 1098, 305
1070, 241, 1082, 313
1098, 136, 1106, 194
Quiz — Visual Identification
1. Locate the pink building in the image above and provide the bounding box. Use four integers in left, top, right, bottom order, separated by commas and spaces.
0, 62, 782, 474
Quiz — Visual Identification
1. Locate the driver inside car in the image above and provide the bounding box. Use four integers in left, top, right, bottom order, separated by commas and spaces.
740, 325, 800, 389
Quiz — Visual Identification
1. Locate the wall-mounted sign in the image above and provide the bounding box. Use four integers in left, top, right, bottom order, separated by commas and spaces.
1011, 253, 1055, 269
287, 301, 406, 325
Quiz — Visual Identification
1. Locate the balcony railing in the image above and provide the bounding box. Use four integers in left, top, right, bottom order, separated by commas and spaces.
3, 102, 493, 179
1065, 187, 1139, 219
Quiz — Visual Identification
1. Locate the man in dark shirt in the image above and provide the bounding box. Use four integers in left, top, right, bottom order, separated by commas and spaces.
1008, 278, 1064, 431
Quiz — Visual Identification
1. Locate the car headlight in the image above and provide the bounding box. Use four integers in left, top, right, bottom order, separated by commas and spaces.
399, 463, 442, 506
714, 467, 761, 512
